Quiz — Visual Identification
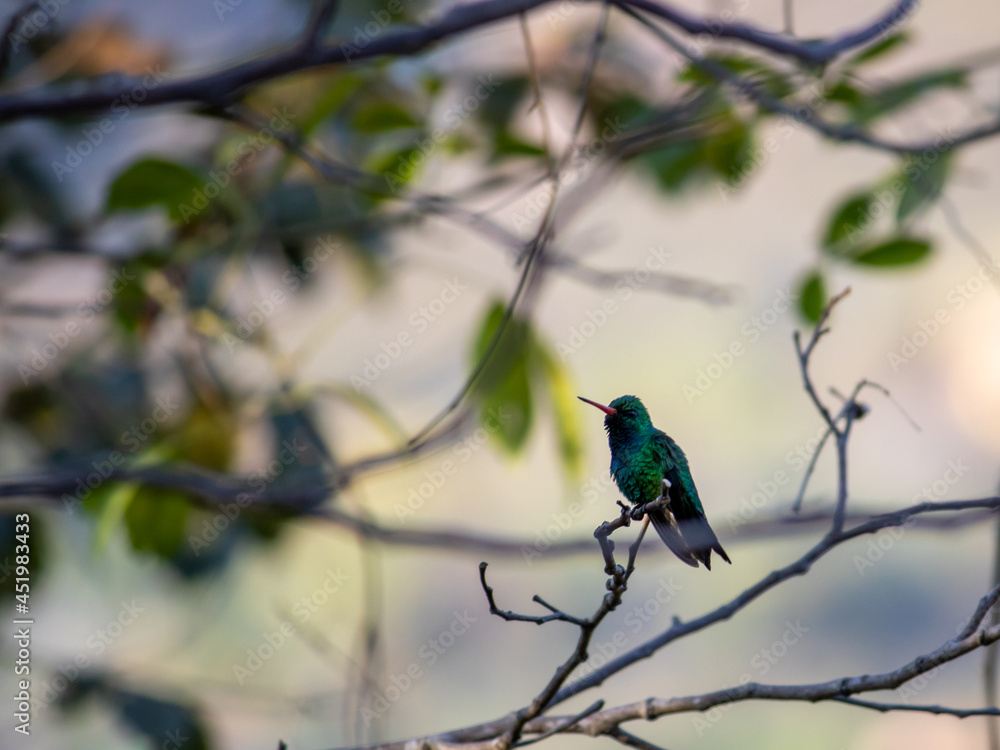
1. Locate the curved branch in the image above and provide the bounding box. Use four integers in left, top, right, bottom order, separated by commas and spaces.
622, 7, 1000, 156
0, 0, 918, 123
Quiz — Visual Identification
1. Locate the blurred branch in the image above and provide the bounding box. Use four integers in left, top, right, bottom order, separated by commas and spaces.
223, 105, 526, 255
986, 495, 1000, 750
302, 0, 341, 54
0, 0, 921, 122
0, 1, 40, 79
0, 464, 998, 556
621, 7, 1000, 155
544, 252, 734, 305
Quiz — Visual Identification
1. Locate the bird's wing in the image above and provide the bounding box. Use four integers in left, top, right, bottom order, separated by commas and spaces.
655, 433, 731, 569
647, 504, 700, 568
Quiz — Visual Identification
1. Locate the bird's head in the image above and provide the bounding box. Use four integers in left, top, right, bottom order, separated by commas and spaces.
578, 394, 652, 437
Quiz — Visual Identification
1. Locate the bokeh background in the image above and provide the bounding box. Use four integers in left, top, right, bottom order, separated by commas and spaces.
1, 0, 1000, 749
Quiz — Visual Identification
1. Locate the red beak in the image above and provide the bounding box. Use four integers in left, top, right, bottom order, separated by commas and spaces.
578, 396, 617, 416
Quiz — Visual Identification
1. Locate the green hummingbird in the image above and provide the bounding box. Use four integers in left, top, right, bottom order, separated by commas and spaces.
579, 395, 731, 570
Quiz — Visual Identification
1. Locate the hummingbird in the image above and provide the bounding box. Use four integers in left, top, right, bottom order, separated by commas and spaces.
579, 395, 730, 570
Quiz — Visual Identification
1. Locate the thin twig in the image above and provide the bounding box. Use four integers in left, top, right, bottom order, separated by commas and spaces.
480, 563, 588, 626
607, 727, 671, 750
832, 696, 1000, 718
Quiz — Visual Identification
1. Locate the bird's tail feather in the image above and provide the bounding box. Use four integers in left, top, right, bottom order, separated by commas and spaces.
648, 508, 699, 568
680, 515, 731, 569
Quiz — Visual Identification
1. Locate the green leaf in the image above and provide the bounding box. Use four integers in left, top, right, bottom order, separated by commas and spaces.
798, 270, 826, 323
106, 158, 206, 223
679, 55, 793, 98
486, 354, 533, 452
847, 32, 910, 66
594, 95, 658, 132
851, 69, 967, 124
823, 81, 864, 108
492, 129, 546, 160
642, 139, 706, 193
369, 145, 423, 189
299, 73, 366, 136
822, 191, 875, 250
353, 101, 418, 132
476, 77, 529, 131
850, 237, 932, 267
896, 153, 952, 223
534, 345, 583, 480
706, 117, 754, 185
94, 482, 140, 553
112, 689, 210, 750
124, 487, 191, 558
173, 403, 236, 471
473, 302, 533, 454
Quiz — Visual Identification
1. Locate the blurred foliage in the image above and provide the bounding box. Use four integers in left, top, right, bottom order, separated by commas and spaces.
57, 674, 209, 750
0, 0, 968, 582
0, 7, 982, 746
472, 301, 582, 479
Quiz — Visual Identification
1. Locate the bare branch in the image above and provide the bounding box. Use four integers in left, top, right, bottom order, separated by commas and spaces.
480, 562, 588, 626
620, 7, 1000, 156
0, 0, 926, 123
